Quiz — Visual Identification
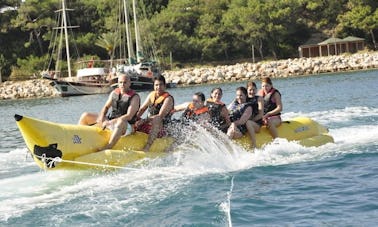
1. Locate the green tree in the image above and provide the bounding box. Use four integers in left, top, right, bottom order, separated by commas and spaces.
338, 0, 378, 49
95, 32, 120, 67
11, 0, 56, 55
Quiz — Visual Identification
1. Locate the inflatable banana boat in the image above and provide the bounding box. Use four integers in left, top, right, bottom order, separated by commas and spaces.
14, 114, 333, 170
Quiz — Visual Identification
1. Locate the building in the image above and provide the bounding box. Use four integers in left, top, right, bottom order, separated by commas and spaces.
299, 36, 365, 58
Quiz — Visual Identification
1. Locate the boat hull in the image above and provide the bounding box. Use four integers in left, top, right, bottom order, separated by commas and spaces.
43, 77, 112, 97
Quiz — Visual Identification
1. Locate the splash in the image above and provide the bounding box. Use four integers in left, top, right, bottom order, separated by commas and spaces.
2, 106, 378, 222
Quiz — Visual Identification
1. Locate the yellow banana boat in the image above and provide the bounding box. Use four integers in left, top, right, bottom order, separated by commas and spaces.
14, 114, 333, 170
14, 114, 174, 170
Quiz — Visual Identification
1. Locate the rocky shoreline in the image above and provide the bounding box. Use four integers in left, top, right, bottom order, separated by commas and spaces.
164, 52, 378, 85
1, 51, 377, 100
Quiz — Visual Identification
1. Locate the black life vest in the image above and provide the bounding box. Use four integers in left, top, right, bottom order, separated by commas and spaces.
261, 88, 281, 115
229, 100, 252, 122
205, 98, 227, 130
148, 91, 174, 123
108, 88, 139, 124
247, 95, 259, 119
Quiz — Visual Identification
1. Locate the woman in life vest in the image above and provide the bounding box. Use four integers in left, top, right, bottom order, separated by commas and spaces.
135, 75, 174, 152
246, 81, 264, 132
227, 87, 257, 148
78, 73, 140, 151
181, 92, 210, 125
258, 77, 282, 138
205, 87, 231, 133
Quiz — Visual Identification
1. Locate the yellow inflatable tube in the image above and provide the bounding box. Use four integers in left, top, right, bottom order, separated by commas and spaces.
235, 117, 334, 148
14, 114, 333, 170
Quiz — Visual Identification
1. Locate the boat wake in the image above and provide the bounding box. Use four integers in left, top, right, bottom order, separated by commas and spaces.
1, 106, 377, 223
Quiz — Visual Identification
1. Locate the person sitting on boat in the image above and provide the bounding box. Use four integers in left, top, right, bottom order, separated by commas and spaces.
78, 73, 140, 151
227, 87, 257, 148
258, 77, 282, 138
246, 81, 264, 133
180, 92, 211, 125
135, 75, 174, 152
205, 87, 231, 133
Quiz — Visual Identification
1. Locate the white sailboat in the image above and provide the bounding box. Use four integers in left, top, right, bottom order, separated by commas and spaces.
42, 0, 112, 97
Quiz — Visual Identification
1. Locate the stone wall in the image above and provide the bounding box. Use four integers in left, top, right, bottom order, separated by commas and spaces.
0, 79, 59, 100
164, 52, 378, 85
1, 51, 377, 100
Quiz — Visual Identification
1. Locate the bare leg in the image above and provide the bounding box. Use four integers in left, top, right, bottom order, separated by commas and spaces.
246, 120, 256, 148
227, 123, 236, 139
97, 119, 127, 151
267, 118, 281, 138
143, 116, 162, 152
227, 123, 243, 139
78, 112, 98, 125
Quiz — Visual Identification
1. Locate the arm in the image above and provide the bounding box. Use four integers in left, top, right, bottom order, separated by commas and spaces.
264, 92, 282, 118
97, 94, 113, 123
136, 93, 152, 118
158, 96, 174, 118
253, 96, 264, 121
233, 106, 252, 126
173, 102, 190, 113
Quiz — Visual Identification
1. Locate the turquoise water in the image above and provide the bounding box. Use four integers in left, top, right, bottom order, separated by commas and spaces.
0, 70, 377, 226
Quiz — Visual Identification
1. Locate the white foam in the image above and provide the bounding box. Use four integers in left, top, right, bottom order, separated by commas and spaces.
2, 107, 378, 222
283, 106, 378, 125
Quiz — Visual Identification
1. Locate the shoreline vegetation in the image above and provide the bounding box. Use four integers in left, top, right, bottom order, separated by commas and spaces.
1, 51, 377, 100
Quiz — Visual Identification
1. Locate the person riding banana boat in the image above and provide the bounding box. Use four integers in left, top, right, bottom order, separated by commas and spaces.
181, 92, 211, 125
78, 73, 140, 151
246, 81, 264, 134
204, 87, 231, 133
227, 86, 257, 148
258, 77, 283, 138
135, 75, 174, 152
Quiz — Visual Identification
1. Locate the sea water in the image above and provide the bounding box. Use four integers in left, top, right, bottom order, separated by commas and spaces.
0, 70, 377, 226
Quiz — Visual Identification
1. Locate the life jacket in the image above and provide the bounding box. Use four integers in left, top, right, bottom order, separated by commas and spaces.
247, 95, 259, 120
108, 88, 139, 124
182, 102, 209, 122
229, 100, 252, 123
205, 98, 227, 129
148, 91, 174, 123
260, 88, 281, 115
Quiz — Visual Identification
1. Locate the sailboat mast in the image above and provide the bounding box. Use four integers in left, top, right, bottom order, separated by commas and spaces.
62, 0, 72, 78
123, 0, 133, 62
132, 0, 141, 62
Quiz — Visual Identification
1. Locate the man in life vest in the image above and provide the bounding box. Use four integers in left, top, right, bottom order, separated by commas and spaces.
135, 75, 174, 152
258, 77, 282, 138
246, 81, 264, 133
78, 73, 141, 151
205, 87, 231, 133
227, 87, 257, 148
180, 92, 210, 125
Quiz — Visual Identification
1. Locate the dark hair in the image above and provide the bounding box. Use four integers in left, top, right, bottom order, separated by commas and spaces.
261, 77, 272, 85
153, 75, 166, 85
236, 86, 248, 96
194, 92, 205, 102
211, 87, 222, 95
246, 81, 257, 89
